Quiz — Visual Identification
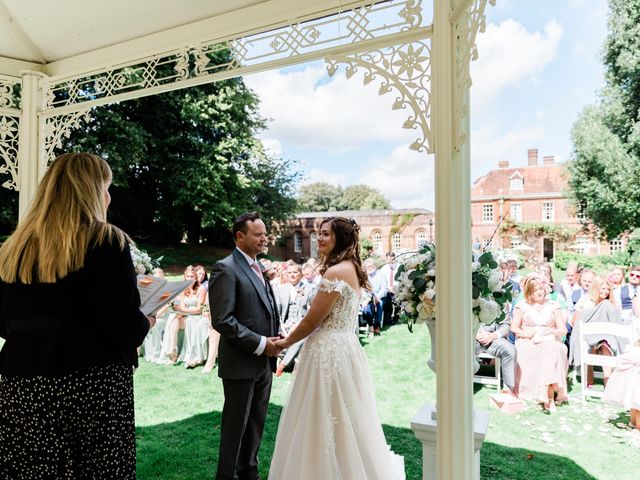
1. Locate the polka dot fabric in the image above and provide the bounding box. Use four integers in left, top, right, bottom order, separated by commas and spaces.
0, 363, 136, 479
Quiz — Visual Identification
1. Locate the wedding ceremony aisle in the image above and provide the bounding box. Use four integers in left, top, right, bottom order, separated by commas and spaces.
134, 325, 639, 480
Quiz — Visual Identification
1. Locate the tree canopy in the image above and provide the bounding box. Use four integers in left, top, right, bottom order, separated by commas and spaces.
296, 182, 391, 212
57, 70, 299, 245
566, 0, 640, 239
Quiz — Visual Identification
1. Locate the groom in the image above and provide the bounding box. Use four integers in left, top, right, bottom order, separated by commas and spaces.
210, 212, 282, 480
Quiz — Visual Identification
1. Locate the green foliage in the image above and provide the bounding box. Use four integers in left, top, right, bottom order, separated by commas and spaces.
501, 219, 578, 242
296, 182, 343, 212
567, 0, 640, 239
359, 237, 373, 259
296, 182, 391, 212
390, 213, 415, 236
55, 63, 299, 245
553, 250, 628, 274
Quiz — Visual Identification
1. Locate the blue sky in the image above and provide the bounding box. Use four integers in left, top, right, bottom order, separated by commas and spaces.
243, 0, 608, 211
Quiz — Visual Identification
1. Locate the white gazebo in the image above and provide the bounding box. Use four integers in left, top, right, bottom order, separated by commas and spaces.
0, 0, 494, 478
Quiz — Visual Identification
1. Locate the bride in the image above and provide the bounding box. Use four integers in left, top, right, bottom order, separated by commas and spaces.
270, 217, 404, 479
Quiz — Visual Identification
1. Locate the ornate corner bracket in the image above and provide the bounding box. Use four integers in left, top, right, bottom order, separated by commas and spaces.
0, 115, 20, 190
41, 109, 93, 170
452, 0, 495, 152
325, 40, 432, 154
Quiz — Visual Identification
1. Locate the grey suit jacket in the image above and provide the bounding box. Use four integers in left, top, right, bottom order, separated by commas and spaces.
275, 282, 311, 326
209, 249, 280, 379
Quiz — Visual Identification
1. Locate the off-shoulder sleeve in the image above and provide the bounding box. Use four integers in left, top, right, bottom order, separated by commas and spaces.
318, 278, 346, 295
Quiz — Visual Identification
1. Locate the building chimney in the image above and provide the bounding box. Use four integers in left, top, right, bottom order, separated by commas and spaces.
527, 148, 538, 166
498, 160, 509, 169
543, 155, 555, 165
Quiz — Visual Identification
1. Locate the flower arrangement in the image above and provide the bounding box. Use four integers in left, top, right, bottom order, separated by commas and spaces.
130, 244, 157, 274
394, 244, 512, 332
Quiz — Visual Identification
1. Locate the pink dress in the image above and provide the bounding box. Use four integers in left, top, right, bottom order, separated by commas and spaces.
603, 345, 640, 410
515, 301, 569, 402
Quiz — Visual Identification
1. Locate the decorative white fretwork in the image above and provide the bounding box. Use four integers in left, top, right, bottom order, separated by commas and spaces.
0, 77, 21, 110
0, 115, 20, 190
46, 0, 425, 111
42, 109, 93, 168
452, 0, 495, 151
326, 40, 432, 153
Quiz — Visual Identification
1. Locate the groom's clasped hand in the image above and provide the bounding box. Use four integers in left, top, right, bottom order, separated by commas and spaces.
265, 336, 286, 357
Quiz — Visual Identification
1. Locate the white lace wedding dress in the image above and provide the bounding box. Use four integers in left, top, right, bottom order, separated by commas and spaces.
269, 278, 405, 479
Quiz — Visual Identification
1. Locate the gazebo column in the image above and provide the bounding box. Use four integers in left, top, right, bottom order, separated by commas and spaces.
433, 0, 474, 479
17, 71, 47, 219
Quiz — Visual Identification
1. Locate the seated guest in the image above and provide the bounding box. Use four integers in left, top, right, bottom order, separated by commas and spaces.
301, 262, 320, 289
180, 265, 209, 368
614, 265, 640, 322
506, 259, 522, 291
475, 311, 517, 395
569, 269, 595, 317
259, 258, 277, 282
512, 277, 568, 412
604, 339, 640, 430
560, 261, 580, 301
570, 276, 627, 387
275, 263, 310, 327
195, 265, 220, 374
142, 267, 171, 362
379, 251, 400, 326
608, 266, 626, 290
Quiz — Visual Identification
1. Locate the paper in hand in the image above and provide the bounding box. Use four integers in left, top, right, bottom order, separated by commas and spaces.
137, 275, 193, 316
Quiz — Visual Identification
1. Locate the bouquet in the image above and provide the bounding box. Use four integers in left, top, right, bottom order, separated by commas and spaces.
395, 244, 512, 332
130, 244, 158, 274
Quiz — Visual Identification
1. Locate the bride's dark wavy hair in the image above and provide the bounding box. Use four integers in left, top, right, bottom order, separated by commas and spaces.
319, 217, 369, 288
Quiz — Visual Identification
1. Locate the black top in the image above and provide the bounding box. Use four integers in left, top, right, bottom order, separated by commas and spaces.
0, 239, 150, 377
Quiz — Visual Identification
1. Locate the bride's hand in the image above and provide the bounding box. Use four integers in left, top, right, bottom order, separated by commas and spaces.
275, 338, 289, 349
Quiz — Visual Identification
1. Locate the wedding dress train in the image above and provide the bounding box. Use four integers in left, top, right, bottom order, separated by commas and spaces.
269, 278, 404, 479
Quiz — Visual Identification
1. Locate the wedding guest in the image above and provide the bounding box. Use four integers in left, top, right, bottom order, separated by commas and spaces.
364, 258, 388, 334
569, 269, 595, 316
475, 313, 517, 395
195, 264, 209, 291
379, 251, 400, 326
570, 276, 626, 387
259, 259, 277, 282
603, 339, 640, 429
301, 262, 320, 289
608, 266, 626, 290
195, 265, 220, 374
180, 266, 209, 368
560, 261, 580, 301
511, 277, 568, 412
142, 267, 171, 362
506, 259, 521, 295
0, 152, 152, 477
614, 265, 640, 322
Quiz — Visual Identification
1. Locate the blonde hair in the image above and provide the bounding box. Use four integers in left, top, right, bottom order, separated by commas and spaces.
523, 276, 543, 303
0, 152, 127, 284
588, 276, 614, 304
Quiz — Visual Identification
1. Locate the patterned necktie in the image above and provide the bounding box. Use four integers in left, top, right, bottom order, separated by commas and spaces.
250, 262, 265, 285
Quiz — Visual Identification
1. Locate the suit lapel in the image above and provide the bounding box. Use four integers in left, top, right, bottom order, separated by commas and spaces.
232, 250, 272, 315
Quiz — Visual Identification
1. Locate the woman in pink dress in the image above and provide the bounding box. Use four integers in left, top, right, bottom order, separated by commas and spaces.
604, 340, 640, 429
512, 276, 569, 412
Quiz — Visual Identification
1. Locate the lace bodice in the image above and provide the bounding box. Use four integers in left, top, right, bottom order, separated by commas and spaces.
316, 278, 360, 332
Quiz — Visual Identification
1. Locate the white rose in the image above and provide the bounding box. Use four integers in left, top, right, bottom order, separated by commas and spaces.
471, 261, 480, 272
136, 264, 146, 274
488, 271, 503, 292
424, 288, 436, 300
478, 300, 500, 324
427, 280, 434, 288
426, 269, 435, 277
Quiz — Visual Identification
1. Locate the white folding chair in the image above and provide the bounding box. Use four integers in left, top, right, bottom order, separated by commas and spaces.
579, 322, 634, 402
473, 352, 502, 390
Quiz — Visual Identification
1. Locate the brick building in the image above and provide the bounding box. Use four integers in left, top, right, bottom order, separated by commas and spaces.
271, 209, 435, 262
471, 148, 623, 261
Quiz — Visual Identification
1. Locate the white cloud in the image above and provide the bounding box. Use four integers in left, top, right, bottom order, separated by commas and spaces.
301, 168, 351, 187
244, 65, 411, 152
260, 138, 283, 157
472, 19, 564, 114
358, 146, 435, 210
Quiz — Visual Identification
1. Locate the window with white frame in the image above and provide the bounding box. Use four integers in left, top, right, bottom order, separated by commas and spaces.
309, 232, 318, 258
482, 204, 494, 223
392, 232, 402, 252
294, 232, 303, 253
510, 203, 522, 222
577, 201, 588, 222
542, 202, 554, 222
482, 237, 492, 249
576, 235, 589, 254
510, 177, 523, 190
415, 229, 428, 247
610, 237, 623, 254
510, 236, 522, 248
371, 230, 383, 255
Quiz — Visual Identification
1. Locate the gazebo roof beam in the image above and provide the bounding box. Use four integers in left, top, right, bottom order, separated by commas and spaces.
44, 0, 384, 80
0, 0, 46, 65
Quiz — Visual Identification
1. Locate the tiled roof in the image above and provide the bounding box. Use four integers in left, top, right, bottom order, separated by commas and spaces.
295, 208, 432, 219
471, 164, 567, 198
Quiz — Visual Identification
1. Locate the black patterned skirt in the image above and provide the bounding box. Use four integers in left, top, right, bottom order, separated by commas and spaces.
0, 363, 136, 479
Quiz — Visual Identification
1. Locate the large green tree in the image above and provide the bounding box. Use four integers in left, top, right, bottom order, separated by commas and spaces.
567, 0, 640, 239
296, 182, 391, 212
59, 72, 299, 245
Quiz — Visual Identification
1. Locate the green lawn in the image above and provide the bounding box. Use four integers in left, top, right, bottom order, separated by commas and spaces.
134, 325, 640, 480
